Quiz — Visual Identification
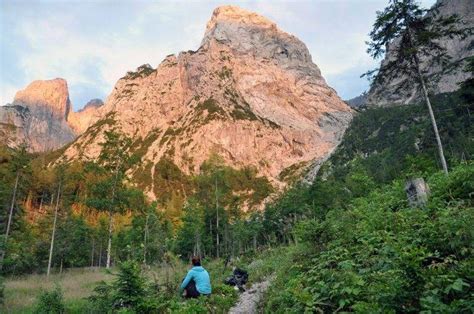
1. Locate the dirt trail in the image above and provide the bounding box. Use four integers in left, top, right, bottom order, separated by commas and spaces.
228, 279, 271, 314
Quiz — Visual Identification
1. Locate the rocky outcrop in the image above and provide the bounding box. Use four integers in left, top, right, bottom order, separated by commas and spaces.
366, 0, 474, 106
68, 99, 104, 134
0, 79, 76, 151
61, 5, 352, 201
0, 79, 104, 152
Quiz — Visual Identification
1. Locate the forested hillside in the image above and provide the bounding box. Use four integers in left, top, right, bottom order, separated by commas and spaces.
260, 88, 473, 312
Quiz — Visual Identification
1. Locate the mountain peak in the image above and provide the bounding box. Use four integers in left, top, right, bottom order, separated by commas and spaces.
1, 78, 76, 152
13, 78, 71, 120
79, 98, 104, 112
205, 5, 276, 32
201, 5, 312, 66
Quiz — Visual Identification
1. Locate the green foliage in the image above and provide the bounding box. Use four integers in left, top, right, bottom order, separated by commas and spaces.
131, 161, 153, 192
217, 66, 232, 80
33, 286, 65, 314
153, 158, 190, 204
89, 261, 158, 312
365, 0, 469, 84
168, 284, 237, 313
174, 200, 206, 259
265, 164, 474, 312
196, 155, 274, 209
122, 64, 156, 80
87, 259, 239, 313
130, 129, 161, 161
278, 161, 309, 184
459, 56, 474, 103
194, 98, 226, 123
0, 276, 4, 305
82, 112, 117, 143
0, 144, 35, 274
113, 261, 147, 309
85, 130, 137, 216
325, 92, 472, 187
115, 203, 171, 264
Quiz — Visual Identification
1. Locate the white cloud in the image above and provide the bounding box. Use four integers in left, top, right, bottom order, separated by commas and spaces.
7, 3, 200, 109
0, 83, 19, 106
1, 0, 439, 108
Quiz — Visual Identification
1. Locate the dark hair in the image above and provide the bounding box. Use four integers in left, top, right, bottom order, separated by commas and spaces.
191, 256, 201, 266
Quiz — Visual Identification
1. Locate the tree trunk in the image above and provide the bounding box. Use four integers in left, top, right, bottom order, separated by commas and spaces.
412, 46, 448, 175
417, 69, 449, 174
143, 214, 149, 265
98, 243, 102, 268
1, 172, 20, 269
47, 181, 62, 277
91, 238, 95, 268
39, 191, 45, 212
215, 177, 219, 259
106, 211, 113, 268
105, 159, 121, 269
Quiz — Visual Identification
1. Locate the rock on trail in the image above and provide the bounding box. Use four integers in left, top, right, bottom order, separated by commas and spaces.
228, 279, 271, 314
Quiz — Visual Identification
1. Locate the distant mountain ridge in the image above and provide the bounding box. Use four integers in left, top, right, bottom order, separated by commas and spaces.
345, 93, 367, 108
0, 79, 103, 152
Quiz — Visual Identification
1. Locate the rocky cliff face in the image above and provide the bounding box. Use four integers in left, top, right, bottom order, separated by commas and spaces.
366, 0, 473, 106
61, 5, 352, 201
0, 79, 103, 152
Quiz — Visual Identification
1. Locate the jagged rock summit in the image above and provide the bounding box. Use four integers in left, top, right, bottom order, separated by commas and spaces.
60, 5, 352, 203
13, 78, 71, 120
0, 79, 103, 152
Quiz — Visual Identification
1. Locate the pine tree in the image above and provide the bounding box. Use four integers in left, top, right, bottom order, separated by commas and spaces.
365, 0, 471, 175
85, 130, 136, 268
0, 144, 31, 269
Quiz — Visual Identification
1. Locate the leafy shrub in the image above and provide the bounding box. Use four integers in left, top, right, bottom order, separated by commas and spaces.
265, 164, 474, 312
88, 261, 163, 313
0, 276, 4, 305
33, 286, 65, 314
168, 284, 237, 313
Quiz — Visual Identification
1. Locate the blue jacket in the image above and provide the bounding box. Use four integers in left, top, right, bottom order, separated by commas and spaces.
179, 266, 212, 294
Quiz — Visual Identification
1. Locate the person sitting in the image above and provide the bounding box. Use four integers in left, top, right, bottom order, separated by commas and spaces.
179, 256, 212, 298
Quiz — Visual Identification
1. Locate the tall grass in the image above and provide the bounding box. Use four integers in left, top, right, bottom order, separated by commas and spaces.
3, 268, 112, 313
2, 249, 283, 313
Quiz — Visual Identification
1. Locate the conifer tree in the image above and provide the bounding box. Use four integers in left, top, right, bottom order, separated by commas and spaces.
0, 144, 30, 269
86, 130, 135, 268
366, 0, 471, 175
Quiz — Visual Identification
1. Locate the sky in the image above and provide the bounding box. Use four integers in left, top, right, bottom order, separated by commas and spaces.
0, 0, 436, 111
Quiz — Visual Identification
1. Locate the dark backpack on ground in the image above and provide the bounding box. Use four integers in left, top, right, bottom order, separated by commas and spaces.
224, 268, 248, 292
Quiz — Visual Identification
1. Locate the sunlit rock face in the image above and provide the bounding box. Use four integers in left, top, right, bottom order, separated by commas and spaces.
56, 5, 352, 200
366, 0, 474, 106
68, 99, 104, 134
0, 79, 76, 152
0, 79, 104, 152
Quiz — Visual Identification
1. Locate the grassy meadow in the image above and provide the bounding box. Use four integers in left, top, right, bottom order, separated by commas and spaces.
3, 268, 112, 313
1, 248, 282, 313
